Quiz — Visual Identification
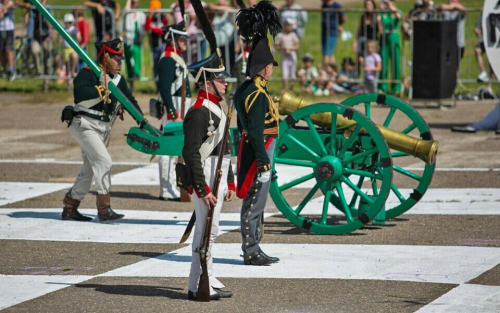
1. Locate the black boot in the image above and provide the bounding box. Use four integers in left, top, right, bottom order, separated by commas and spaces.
214, 288, 233, 298
96, 194, 124, 221
187, 290, 221, 301
62, 192, 92, 221
258, 248, 280, 263
243, 251, 274, 266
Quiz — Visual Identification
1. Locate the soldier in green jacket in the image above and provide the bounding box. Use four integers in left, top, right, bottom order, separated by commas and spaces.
62, 37, 143, 222
234, 1, 282, 266
157, 21, 192, 201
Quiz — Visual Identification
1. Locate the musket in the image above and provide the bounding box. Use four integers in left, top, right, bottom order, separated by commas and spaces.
196, 96, 234, 302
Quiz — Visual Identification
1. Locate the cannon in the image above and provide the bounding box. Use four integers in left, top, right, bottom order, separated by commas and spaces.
270, 92, 438, 234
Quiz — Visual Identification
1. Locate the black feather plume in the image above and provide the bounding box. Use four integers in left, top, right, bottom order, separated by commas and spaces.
190, 0, 218, 53
236, 1, 282, 42
178, 0, 185, 18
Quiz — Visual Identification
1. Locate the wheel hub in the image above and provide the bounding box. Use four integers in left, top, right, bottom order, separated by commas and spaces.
316, 156, 343, 181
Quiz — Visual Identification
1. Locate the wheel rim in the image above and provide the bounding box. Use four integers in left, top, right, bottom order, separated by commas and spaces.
270, 103, 393, 235
341, 94, 436, 219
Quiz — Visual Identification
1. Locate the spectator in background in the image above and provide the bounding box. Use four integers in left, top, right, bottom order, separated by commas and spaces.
378, 0, 402, 96
75, 9, 90, 70
297, 53, 319, 94
145, 0, 167, 92
61, 13, 80, 90
338, 56, 362, 93
84, 0, 121, 42
321, 0, 345, 67
232, 37, 251, 88
474, 12, 494, 89
122, 0, 145, 89
451, 104, 500, 134
317, 62, 338, 96
31, 0, 53, 91
364, 39, 381, 93
275, 18, 299, 93
171, 0, 203, 62
353, 0, 381, 76
280, 0, 308, 39
438, 0, 466, 75
0, 0, 15, 80
206, 0, 237, 72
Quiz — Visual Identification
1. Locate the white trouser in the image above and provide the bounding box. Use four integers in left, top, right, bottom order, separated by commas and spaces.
188, 155, 230, 293
158, 96, 191, 198
69, 115, 112, 200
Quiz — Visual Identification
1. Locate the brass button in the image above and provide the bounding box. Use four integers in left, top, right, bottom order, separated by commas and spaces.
246, 235, 249, 237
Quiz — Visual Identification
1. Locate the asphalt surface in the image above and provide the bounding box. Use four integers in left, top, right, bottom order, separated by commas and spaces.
1, 92, 499, 312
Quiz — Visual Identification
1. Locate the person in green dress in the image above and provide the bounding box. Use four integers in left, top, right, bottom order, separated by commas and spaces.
378, 0, 402, 95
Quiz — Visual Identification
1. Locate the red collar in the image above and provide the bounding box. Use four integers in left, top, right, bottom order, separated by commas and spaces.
196, 89, 222, 105
165, 45, 181, 55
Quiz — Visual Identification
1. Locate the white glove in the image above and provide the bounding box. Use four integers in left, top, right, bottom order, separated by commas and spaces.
99, 71, 113, 89
257, 170, 271, 183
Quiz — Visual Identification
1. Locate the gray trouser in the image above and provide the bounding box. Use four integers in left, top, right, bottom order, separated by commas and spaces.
240, 140, 275, 256
69, 115, 112, 200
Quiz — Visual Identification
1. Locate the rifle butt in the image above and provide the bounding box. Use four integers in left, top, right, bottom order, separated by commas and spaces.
197, 262, 211, 302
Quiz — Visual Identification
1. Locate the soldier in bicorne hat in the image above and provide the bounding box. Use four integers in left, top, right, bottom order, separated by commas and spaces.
182, 51, 235, 300
234, 1, 282, 266
62, 37, 143, 222
157, 21, 192, 201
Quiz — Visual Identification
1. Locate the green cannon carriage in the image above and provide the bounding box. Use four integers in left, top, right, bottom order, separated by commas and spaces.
30, 0, 437, 235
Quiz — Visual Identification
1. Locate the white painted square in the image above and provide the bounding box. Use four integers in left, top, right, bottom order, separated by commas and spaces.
0, 182, 71, 206
0, 275, 92, 310
101, 244, 500, 285
416, 284, 500, 313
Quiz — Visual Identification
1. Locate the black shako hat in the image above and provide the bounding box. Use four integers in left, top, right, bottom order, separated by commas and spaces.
162, 21, 189, 41
95, 37, 125, 60
246, 38, 278, 78
188, 51, 231, 83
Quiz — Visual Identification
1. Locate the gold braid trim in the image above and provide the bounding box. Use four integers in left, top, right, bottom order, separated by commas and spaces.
244, 77, 280, 131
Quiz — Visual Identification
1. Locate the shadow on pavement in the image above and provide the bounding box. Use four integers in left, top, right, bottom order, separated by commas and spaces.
75, 283, 186, 299
4, 211, 239, 227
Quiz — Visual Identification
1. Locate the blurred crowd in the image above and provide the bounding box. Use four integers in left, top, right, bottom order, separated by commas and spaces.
0, 0, 495, 97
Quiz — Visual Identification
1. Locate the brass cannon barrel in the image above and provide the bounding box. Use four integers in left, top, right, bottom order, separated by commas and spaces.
275, 92, 438, 166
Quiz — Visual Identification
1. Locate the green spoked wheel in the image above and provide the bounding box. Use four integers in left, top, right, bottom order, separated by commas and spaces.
270, 103, 393, 235
340, 94, 436, 219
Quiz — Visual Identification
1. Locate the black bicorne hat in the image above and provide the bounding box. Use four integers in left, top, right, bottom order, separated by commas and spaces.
188, 52, 231, 83
246, 38, 278, 78
95, 37, 125, 60
162, 21, 189, 41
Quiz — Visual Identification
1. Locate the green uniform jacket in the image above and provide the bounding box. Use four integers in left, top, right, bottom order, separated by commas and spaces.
74, 67, 143, 122
182, 90, 235, 198
158, 46, 191, 120
234, 76, 279, 198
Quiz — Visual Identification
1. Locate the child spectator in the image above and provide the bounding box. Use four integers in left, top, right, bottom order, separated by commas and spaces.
75, 9, 90, 71
0, 0, 15, 80
61, 13, 80, 90
317, 62, 337, 96
338, 56, 362, 93
275, 18, 299, 93
363, 40, 381, 93
297, 53, 319, 94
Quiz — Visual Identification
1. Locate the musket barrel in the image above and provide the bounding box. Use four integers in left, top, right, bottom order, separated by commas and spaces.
275, 92, 438, 166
